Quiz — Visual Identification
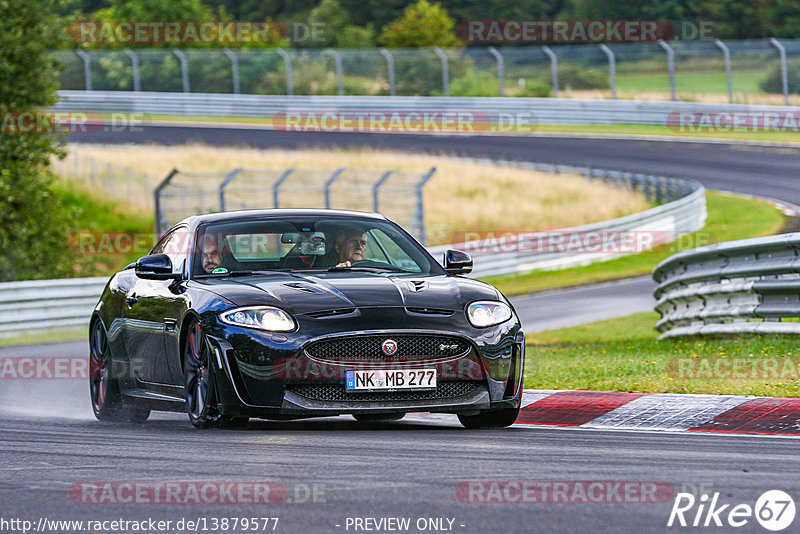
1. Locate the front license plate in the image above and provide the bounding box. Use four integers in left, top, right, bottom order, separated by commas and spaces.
345, 369, 437, 392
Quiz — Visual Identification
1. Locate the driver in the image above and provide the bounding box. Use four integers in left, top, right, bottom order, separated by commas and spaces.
335, 229, 367, 267
201, 236, 223, 273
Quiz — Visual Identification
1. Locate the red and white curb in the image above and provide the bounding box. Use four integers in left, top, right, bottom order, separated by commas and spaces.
515, 390, 800, 437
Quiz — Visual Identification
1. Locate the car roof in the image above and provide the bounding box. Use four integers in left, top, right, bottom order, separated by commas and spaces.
176, 209, 389, 229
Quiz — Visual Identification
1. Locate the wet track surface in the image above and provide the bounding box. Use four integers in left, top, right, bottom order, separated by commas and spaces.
1, 378, 799, 534
4, 131, 795, 532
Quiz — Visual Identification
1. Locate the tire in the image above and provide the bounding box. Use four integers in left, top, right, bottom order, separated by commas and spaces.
458, 406, 520, 429
184, 318, 218, 428
89, 320, 150, 423
353, 413, 405, 423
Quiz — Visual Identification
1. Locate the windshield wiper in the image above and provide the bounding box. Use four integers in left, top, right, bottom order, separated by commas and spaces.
195, 270, 285, 278
325, 266, 408, 273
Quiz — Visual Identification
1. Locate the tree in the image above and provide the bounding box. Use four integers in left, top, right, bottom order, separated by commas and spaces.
378, 0, 461, 47
302, 0, 374, 47
0, 0, 76, 280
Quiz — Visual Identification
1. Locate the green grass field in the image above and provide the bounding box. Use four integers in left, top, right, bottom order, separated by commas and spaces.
525, 312, 800, 397
484, 192, 785, 296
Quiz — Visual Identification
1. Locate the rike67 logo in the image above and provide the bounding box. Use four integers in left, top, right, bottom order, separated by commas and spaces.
668, 490, 796, 531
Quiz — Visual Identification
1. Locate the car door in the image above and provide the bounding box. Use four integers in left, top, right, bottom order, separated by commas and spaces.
124, 227, 187, 387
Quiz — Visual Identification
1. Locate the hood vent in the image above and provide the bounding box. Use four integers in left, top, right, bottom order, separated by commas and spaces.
305, 308, 359, 319
283, 282, 323, 294
406, 307, 455, 316
408, 280, 428, 292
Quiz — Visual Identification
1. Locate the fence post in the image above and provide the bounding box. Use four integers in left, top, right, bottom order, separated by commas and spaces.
123, 49, 140, 91
379, 48, 396, 96
222, 49, 240, 94
107, 163, 114, 194
714, 39, 732, 104
542, 46, 558, 98
172, 49, 190, 93
272, 168, 295, 208
372, 170, 394, 212
218, 168, 242, 211
599, 44, 616, 99
75, 50, 92, 91
433, 47, 449, 96
154, 169, 179, 235
414, 167, 437, 245
276, 49, 293, 96
770, 38, 789, 105
657, 40, 676, 101
324, 168, 346, 209
487, 46, 504, 96
325, 48, 344, 96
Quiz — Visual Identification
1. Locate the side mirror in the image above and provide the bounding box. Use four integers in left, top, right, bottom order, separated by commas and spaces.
443, 249, 473, 275
135, 254, 180, 280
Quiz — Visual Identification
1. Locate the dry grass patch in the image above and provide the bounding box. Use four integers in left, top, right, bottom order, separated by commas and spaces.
63, 144, 648, 245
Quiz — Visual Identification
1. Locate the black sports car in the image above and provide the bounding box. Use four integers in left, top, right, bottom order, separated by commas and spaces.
89, 209, 524, 429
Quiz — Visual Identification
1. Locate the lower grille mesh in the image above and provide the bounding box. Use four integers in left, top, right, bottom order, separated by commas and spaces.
286, 381, 483, 402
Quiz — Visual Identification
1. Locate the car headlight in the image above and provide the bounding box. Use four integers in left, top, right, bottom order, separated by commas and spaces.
220, 306, 296, 332
466, 301, 512, 328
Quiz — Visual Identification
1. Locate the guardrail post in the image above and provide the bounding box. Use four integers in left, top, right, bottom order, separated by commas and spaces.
379, 48, 396, 97
75, 50, 92, 91
599, 44, 616, 99
272, 168, 295, 208
218, 168, 242, 211
770, 38, 789, 105
714, 39, 733, 104
657, 40, 676, 101
372, 170, 394, 212
324, 167, 346, 209
542, 46, 559, 98
172, 49, 190, 93
222, 49, 240, 94
488, 46, 505, 97
154, 169, 179, 235
433, 47, 449, 96
123, 49, 140, 91
414, 167, 437, 245
325, 48, 344, 96
276, 49, 293, 96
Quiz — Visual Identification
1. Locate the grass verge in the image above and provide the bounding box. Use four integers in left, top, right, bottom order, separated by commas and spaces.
524, 312, 800, 397
485, 191, 785, 296
0, 328, 87, 348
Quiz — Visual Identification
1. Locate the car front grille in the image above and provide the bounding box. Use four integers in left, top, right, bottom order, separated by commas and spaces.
304, 334, 471, 362
286, 381, 483, 402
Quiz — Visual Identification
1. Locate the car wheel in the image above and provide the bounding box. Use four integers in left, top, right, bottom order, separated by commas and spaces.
184, 318, 219, 429
353, 413, 405, 422
89, 320, 150, 423
458, 406, 520, 429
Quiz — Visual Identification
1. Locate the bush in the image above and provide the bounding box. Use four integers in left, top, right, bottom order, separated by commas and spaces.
759, 64, 800, 94
517, 82, 553, 98
450, 70, 500, 97
557, 65, 607, 91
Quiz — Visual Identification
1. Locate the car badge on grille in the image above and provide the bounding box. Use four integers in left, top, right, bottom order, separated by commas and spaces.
439, 343, 460, 351
381, 339, 398, 355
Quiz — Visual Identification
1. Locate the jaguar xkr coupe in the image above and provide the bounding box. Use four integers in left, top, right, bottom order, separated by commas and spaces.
89, 210, 524, 428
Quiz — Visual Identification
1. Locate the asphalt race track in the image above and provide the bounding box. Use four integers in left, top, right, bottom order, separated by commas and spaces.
0, 130, 792, 532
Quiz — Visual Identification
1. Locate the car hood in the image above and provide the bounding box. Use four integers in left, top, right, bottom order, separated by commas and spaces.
195, 272, 501, 315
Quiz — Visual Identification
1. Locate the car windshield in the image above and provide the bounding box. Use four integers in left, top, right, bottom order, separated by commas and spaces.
192, 216, 441, 276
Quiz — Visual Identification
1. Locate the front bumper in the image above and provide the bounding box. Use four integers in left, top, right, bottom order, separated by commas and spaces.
203, 310, 524, 418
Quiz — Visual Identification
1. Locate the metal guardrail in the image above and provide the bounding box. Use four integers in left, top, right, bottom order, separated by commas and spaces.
0, 277, 107, 335
654, 233, 800, 338
52, 91, 800, 128
430, 159, 706, 278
